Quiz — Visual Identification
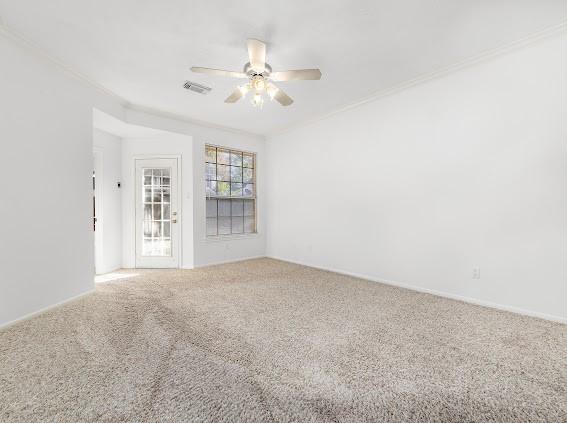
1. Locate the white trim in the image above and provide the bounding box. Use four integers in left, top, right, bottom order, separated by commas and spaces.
267, 19, 567, 137
0, 289, 95, 330
195, 255, 266, 268
126, 104, 263, 139
93, 147, 104, 274
132, 154, 183, 160
97, 264, 122, 274
204, 233, 260, 242
267, 256, 567, 325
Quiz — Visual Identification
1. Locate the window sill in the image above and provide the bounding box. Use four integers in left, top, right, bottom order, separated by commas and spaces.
204, 233, 260, 243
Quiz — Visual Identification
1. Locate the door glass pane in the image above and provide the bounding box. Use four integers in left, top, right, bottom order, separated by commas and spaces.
144, 220, 152, 237
163, 222, 171, 237
162, 241, 171, 256
144, 169, 152, 185
144, 204, 152, 220
143, 239, 153, 256
144, 188, 152, 202
142, 167, 172, 257
152, 221, 161, 237
152, 169, 162, 186
153, 204, 161, 220
152, 188, 162, 202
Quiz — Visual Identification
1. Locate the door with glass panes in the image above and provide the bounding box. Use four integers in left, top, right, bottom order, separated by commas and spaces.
135, 158, 180, 268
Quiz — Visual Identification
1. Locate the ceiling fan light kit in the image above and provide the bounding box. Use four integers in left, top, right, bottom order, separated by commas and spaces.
191, 39, 322, 108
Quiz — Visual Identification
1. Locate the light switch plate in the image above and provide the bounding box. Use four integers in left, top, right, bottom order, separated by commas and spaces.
472, 267, 480, 279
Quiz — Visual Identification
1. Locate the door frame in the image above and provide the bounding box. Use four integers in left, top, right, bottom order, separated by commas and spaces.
133, 155, 182, 269
93, 147, 104, 274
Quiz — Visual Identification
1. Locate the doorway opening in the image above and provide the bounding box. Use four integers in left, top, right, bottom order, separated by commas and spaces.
93, 148, 104, 274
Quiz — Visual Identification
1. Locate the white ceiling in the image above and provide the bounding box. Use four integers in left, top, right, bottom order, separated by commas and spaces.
1, 1, 567, 135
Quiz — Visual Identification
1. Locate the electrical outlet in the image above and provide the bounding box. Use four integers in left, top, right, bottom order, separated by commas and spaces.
472, 267, 480, 279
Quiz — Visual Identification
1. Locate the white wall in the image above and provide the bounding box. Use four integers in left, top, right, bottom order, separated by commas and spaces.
93, 129, 123, 274
266, 32, 567, 322
0, 32, 124, 326
125, 109, 266, 267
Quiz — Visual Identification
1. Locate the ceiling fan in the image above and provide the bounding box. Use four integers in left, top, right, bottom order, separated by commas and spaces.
191, 39, 322, 108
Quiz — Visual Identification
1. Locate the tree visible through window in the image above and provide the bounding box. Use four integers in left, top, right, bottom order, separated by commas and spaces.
205, 145, 256, 236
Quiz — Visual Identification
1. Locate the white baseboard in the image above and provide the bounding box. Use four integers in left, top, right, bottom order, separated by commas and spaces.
195, 255, 267, 268
267, 256, 567, 325
0, 289, 95, 330
95, 265, 122, 275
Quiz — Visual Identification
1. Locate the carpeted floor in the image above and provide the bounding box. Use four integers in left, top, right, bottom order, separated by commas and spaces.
0, 258, 566, 422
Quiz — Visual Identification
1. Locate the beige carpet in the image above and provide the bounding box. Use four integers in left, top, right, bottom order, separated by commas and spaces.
0, 258, 566, 422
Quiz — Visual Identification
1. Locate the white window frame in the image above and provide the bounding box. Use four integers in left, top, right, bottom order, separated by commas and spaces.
205, 144, 257, 239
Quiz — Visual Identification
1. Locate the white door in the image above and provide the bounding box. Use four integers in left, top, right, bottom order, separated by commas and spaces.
135, 158, 180, 268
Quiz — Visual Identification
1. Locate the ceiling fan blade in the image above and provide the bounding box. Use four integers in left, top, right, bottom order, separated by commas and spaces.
191, 67, 247, 79
270, 69, 322, 81
224, 87, 244, 103
247, 39, 266, 72
271, 85, 293, 106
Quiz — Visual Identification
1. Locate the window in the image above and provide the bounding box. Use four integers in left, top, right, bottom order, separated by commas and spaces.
205, 145, 256, 236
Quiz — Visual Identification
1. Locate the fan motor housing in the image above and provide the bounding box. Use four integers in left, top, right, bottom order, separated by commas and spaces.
244, 62, 272, 78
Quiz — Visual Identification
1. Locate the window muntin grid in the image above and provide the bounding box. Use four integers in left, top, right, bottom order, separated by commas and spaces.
205, 145, 256, 236
142, 168, 172, 255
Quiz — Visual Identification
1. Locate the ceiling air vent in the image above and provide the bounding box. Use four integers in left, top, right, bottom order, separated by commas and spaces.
183, 81, 212, 95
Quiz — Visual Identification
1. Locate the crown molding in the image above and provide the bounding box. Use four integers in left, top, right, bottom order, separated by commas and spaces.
267, 18, 567, 138
125, 104, 264, 139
